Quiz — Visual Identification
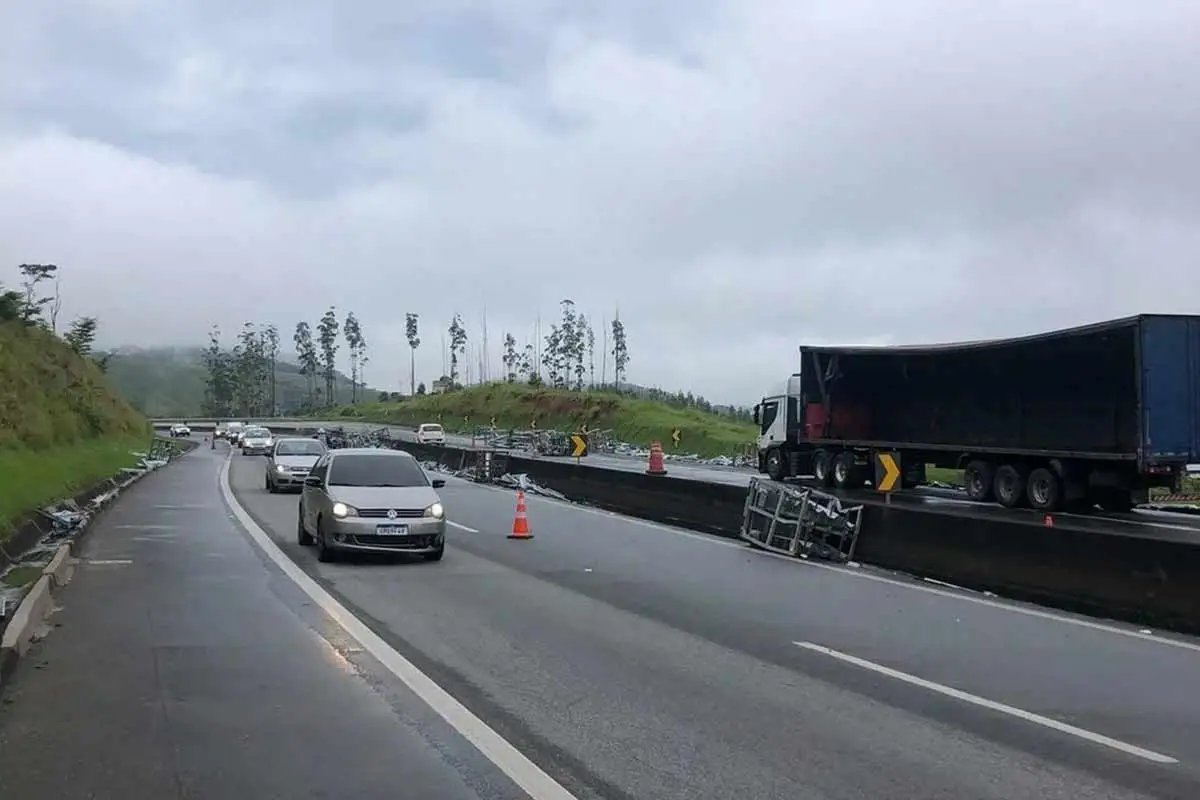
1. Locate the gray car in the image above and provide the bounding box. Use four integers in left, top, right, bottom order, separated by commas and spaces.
240, 426, 274, 456
297, 448, 447, 562
266, 437, 327, 493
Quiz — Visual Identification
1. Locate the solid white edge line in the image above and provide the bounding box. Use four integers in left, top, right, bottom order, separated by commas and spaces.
454, 473, 1200, 654
218, 455, 577, 800
793, 641, 1178, 764
448, 520, 478, 533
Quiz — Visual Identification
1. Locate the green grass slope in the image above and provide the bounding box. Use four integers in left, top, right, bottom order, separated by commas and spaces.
0, 322, 149, 531
325, 383, 759, 457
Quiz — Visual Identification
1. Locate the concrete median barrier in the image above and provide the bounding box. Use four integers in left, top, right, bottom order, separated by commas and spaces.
417, 442, 1200, 633
853, 502, 1200, 633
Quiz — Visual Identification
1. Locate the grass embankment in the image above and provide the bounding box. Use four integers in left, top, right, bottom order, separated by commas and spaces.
0, 321, 149, 535
325, 383, 759, 458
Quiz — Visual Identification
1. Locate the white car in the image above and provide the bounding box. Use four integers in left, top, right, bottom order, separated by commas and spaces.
169, 423, 191, 438
240, 427, 274, 456
415, 423, 445, 444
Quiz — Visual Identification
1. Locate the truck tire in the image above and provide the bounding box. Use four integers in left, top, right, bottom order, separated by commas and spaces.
832, 452, 857, 489
812, 450, 833, 487
765, 449, 788, 481
1026, 467, 1062, 511
993, 464, 1027, 508
964, 460, 995, 502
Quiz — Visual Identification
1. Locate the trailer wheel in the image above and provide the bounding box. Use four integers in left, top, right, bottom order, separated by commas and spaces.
993, 464, 1027, 508
813, 450, 833, 486
765, 449, 787, 481
832, 452, 857, 489
1026, 467, 1062, 511
963, 460, 995, 502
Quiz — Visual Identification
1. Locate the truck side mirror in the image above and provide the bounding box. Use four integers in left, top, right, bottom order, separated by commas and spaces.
752, 405, 760, 425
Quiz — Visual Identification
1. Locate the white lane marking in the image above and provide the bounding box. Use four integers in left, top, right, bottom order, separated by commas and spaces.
219, 457, 576, 799
793, 641, 1178, 764
448, 521, 478, 533
443, 473, 1200, 654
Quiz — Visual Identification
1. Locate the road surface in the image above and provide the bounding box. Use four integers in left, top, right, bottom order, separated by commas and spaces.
229, 446, 1200, 797
0, 445, 529, 799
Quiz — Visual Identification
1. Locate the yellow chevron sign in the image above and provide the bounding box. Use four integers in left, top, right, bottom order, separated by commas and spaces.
875, 451, 901, 492
570, 434, 589, 458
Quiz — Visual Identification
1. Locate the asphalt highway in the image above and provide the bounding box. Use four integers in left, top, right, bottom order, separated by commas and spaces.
226, 447, 1200, 799
0, 445, 524, 799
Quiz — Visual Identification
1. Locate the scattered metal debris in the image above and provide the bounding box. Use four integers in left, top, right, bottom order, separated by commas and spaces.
740, 477, 864, 563
418, 457, 567, 499
1, 437, 186, 625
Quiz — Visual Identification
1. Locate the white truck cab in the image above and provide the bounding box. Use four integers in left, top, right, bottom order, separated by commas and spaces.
753, 374, 803, 480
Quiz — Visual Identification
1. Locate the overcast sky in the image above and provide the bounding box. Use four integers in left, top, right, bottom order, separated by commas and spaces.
3, 1, 1199, 404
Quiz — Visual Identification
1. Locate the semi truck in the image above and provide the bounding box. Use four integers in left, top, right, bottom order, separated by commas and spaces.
753, 315, 1200, 513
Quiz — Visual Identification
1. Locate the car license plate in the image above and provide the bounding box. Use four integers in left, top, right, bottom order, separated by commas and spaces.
376, 524, 408, 535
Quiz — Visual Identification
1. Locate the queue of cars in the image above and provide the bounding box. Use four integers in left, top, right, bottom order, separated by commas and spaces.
173, 419, 451, 563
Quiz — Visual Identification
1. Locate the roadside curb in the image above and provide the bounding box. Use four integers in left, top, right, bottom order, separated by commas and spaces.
0, 449, 187, 694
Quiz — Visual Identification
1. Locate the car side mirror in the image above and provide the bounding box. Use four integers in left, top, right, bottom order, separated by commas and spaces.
303, 475, 323, 487
431, 478, 446, 488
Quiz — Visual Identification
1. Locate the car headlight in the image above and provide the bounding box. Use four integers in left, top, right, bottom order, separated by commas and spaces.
331, 502, 357, 518
275, 464, 287, 472
426, 502, 444, 518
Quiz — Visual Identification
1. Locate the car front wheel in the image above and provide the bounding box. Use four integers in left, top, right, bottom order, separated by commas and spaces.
315, 517, 336, 562
297, 506, 313, 546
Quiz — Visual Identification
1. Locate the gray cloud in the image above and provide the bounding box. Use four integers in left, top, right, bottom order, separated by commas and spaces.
2, 0, 1199, 403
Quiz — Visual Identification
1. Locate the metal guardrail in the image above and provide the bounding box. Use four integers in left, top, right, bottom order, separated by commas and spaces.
740, 476, 864, 563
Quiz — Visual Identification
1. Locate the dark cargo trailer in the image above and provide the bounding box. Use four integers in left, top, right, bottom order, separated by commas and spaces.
754, 314, 1200, 512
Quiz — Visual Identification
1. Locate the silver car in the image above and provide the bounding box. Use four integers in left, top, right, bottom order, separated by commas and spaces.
241, 426, 273, 455
266, 437, 327, 493
297, 448, 447, 562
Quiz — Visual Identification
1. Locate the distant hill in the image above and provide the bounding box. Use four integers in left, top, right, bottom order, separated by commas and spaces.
102, 346, 375, 417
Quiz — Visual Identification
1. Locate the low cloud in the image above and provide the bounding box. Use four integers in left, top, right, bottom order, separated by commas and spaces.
2, 0, 1198, 403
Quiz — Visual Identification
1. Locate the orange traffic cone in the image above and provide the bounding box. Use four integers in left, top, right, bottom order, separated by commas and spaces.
508, 490, 533, 539
645, 441, 668, 476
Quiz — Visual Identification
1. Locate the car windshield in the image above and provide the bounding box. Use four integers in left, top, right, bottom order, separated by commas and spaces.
246, 428, 270, 437
275, 440, 325, 456
421, 425, 443, 432
328, 455, 429, 487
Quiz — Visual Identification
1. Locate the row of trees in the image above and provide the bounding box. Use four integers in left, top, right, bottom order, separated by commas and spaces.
2, 263, 107, 367
205, 299, 743, 421
400, 299, 630, 393
202, 307, 369, 417
291, 308, 367, 408
412, 302, 748, 419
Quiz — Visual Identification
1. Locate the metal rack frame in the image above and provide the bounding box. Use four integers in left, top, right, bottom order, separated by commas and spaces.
740, 477, 864, 563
